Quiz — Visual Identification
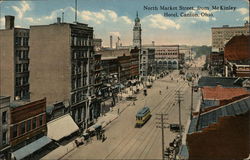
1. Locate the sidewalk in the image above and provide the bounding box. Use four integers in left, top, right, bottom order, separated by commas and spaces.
41, 95, 133, 160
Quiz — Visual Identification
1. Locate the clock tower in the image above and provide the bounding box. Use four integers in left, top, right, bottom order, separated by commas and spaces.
133, 11, 142, 49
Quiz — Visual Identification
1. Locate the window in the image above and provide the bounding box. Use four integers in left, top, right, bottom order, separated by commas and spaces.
15, 64, 22, 73
71, 93, 76, 104
39, 115, 43, 126
77, 108, 82, 122
23, 63, 28, 72
23, 76, 28, 84
32, 117, 37, 129
13, 125, 18, 138
2, 131, 7, 145
2, 111, 7, 124
23, 37, 29, 46
15, 77, 22, 86
20, 122, 25, 134
15, 37, 22, 46
27, 120, 31, 132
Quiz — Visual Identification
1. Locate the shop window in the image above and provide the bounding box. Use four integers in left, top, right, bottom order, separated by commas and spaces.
2, 111, 7, 124
32, 117, 37, 129
39, 115, 43, 126
20, 122, 25, 135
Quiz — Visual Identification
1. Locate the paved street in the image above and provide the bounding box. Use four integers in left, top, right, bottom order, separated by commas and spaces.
62, 69, 202, 160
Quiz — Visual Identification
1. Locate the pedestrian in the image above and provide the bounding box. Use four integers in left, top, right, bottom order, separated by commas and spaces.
159, 90, 161, 95
102, 134, 105, 142
133, 101, 135, 105
166, 86, 168, 89
118, 108, 120, 115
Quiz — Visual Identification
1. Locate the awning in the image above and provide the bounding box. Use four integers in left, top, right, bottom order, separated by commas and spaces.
47, 114, 79, 141
12, 136, 52, 160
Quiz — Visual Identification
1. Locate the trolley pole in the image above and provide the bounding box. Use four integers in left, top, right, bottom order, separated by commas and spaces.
156, 113, 168, 160
175, 90, 184, 137
191, 82, 194, 120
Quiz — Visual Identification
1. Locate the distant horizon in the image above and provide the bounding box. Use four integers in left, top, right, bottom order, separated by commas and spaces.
0, 0, 248, 46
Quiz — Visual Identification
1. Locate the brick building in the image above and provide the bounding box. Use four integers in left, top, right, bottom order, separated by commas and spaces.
130, 47, 140, 80
117, 55, 131, 84
207, 52, 224, 76
9, 98, 50, 160
224, 35, 250, 77
0, 16, 30, 100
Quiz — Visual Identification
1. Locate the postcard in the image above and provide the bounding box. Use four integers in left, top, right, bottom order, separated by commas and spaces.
0, 0, 249, 160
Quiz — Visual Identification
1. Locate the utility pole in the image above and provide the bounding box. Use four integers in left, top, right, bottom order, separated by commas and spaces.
175, 90, 184, 137
156, 113, 168, 160
191, 82, 193, 120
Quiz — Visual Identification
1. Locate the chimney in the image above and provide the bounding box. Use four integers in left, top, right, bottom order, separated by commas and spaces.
57, 17, 61, 24
110, 35, 113, 48
5, 15, 15, 29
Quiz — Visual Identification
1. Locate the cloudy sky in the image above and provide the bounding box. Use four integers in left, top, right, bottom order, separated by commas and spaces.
0, 0, 249, 46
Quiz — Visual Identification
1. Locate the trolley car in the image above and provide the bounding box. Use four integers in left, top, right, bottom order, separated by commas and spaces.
135, 106, 151, 128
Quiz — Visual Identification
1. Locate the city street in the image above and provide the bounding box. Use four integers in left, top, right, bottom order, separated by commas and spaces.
62, 68, 203, 160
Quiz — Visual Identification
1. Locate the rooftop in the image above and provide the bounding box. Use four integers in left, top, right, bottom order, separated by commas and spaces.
189, 96, 250, 133
10, 100, 31, 108
198, 76, 249, 88
202, 85, 250, 100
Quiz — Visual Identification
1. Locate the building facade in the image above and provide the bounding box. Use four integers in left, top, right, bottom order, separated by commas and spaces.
0, 96, 11, 160
9, 98, 47, 152
0, 16, 30, 100
224, 35, 250, 77
140, 48, 156, 79
130, 48, 140, 79
29, 21, 96, 129
211, 21, 250, 51
207, 52, 224, 76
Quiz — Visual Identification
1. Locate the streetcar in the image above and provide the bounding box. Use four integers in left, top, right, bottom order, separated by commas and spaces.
135, 106, 151, 128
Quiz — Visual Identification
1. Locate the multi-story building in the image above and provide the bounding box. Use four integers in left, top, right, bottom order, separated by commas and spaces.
93, 53, 102, 118
224, 35, 250, 77
207, 51, 224, 76
211, 21, 250, 51
0, 96, 11, 160
130, 48, 140, 80
9, 98, 48, 160
0, 16, 30, 100
140, 48, 155, 80
117, 55, 131, 84
29, 20, 96, 129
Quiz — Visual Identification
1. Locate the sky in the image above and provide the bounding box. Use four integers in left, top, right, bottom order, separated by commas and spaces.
0, 0, 249, 46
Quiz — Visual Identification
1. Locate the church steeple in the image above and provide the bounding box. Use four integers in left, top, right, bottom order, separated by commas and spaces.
133, 11, 142, 48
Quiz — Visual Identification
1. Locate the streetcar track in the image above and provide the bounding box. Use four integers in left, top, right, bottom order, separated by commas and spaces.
104, 76, 181, 159
138, 84, 189, 159
126, 83, 188, 159
104, 75, 187, 159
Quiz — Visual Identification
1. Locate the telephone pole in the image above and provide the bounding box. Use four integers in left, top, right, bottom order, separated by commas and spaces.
175, 90, 184, 137
191, 82, 194, 120
156, 113, 168, 160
